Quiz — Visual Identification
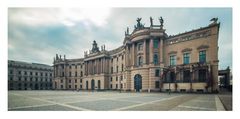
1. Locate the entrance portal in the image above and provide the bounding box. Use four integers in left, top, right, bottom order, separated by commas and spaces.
91, 79, 95, 90
134, 74, 142, 92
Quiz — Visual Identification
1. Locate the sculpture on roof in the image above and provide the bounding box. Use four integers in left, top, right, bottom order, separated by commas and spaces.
210, 17, 218, 24
91, 40, 100, 53
159, 16, 164, 29
134, 17, 144, 29
150, 16, 153, 26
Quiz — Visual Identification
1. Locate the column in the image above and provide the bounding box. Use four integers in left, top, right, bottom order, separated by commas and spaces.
132, 43, 135, 66
143, 40, 147, 64
149, 38, 153, 64
103, 58, 105, 73
160, 38, 163, 63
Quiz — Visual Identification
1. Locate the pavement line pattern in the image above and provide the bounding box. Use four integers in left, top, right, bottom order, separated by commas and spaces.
177, 105, 215, 110
9, 93, 92, 111
8, 104, 56, 110
112, 95, 183, 111
215, 95, 225, 111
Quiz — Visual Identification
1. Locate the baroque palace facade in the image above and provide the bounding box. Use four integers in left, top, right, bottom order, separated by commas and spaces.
8, 60, 53, 90
53, 17, 220, 93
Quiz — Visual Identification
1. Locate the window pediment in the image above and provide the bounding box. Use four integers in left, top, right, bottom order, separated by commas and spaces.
197, 45, 209, 50
182, 48, 192, 52
168, 51, 177, 55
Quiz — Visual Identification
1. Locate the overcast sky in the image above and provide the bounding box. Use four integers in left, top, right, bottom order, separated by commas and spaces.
8, 8, 232, 70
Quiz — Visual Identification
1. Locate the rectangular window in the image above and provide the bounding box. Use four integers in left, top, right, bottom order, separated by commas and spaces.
75, 72, 77, 77
30, 72, 32, 75
153, 39, 159, 48
116, 84, 118, 89
116, 66, 118, 73
61, 85, 63, 89
111, 67, 113, 73
121, 84, 123, 88
41, 72, 43, 76
61, 80, 63, 83
122, 64, 124, 71
69, 80, 71, 83
10, 77, 13, 81
75, 79, 77, 83
18, 77, 21, 81
116, 76, 118, 81
110, 77, 112, 82
110, 84, 112, 89
35, 72, 38, 76
45, 73, 48, 76
69, 66, 71, 69
62, 72, 64, 77
69, 85, 71, 88
18, 71, 21, 75
170, 55, 176, 66
75, 65, 77, 69
69, 72, 71, 77
80, 79, 82, 83
36, 78, 38, 82
80, 85, 82, 89
138, 43, 143, 51
183, 53, 190, 64
24, 71, 27, 75
155, 69, 160, 77
75, 85, 77, 89
10, 70, 13, 74
199, 50, 206, 63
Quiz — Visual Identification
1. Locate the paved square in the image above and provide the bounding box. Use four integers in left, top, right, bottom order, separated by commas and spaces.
8, 91, 225, 111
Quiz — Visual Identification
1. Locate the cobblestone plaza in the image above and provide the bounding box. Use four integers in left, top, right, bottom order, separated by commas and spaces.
8, 91, 225, 111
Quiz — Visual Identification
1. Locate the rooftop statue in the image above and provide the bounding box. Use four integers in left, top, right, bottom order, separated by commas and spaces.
150, 16, 153, 26
134, 17, 144, 29
159, 16, 164, 29
210, 17, 218, 24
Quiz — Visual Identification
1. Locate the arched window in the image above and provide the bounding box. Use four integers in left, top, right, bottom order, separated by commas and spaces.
154, 54, 158, 65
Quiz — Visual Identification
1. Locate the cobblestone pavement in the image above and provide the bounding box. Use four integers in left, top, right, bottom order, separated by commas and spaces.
218, 92, 232, 111
8, 91, 226, 111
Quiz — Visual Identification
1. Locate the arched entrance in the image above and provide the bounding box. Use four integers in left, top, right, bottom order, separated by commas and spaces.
86, 81, 88, 90
91, 79, 95, 90
98, 80, 101, 90
34, 84, 39, 90
134, 74, 142, 92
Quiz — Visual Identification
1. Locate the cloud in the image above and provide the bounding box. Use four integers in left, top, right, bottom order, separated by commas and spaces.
8, 8, 232, 69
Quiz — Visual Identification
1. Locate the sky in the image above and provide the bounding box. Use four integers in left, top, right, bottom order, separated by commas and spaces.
8, 8, 232, 70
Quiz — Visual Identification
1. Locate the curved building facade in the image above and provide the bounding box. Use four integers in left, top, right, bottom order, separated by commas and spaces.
53, 17, 220, 93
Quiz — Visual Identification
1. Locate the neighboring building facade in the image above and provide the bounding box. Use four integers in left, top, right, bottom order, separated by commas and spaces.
8, 60, 53, 90
53, 17, 220, 93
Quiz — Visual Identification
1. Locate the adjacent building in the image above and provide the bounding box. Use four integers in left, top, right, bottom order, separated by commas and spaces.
8, 60, 53, 90
53, 17, 220, 93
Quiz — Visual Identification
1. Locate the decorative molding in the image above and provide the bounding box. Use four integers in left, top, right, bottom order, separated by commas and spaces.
182, 48, 192, 52
168, 51, 177, 55
197, 45, 209, 50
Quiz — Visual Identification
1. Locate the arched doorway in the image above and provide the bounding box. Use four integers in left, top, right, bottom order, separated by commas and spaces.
91, 79, 95, 90
86, 81, 88, 90
98, 80, 101, 90
134, 74, 142, 92
34, 84, 39, 90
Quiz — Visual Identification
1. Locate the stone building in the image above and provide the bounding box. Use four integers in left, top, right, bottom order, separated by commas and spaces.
8, 60, 53, 90
53, 17, 220, 93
